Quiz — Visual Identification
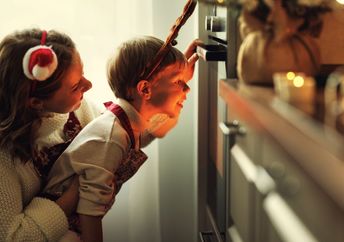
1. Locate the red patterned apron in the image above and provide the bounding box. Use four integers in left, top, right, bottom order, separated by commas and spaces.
37, 103, 148, 234
33, 112, 82, 183
104, 101, 148, 197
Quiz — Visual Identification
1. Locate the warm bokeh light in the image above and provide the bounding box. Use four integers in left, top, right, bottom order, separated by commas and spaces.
336, 0, 344, 4
286, 72, 296, 80
217, 0, 225, 3
293, 76, 304, 87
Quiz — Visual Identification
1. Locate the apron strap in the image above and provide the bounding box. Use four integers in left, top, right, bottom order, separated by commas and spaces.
104, 101, 136, 148
33, 111, 82, 180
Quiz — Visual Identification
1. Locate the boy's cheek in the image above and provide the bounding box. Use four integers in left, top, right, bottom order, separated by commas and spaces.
150, 92, 168, 106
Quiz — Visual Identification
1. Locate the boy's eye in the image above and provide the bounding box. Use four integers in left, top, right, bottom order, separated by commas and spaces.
175, 80, 184, 86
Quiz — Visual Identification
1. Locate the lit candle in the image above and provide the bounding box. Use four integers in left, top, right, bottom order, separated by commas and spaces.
273, 72, 315, 103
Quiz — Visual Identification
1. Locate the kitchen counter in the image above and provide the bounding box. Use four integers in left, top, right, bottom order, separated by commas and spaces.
219, 79, 344, 212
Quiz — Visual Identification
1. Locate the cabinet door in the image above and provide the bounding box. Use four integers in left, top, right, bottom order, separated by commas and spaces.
261, 139, 344, 242
262, 192, 318, 242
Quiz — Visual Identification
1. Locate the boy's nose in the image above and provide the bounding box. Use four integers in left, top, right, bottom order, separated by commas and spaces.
183, 83, 190, 93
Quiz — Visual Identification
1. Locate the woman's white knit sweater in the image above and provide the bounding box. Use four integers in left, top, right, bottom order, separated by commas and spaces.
0, 98, 102, 242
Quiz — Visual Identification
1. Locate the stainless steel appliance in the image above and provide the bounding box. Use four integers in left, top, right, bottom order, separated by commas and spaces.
196, 1, 241, 241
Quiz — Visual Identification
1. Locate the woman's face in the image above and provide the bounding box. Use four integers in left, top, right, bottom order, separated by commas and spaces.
42, 51, 92, 113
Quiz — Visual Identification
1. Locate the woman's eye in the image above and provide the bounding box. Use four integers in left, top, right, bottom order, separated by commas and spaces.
72, 82, 81, 91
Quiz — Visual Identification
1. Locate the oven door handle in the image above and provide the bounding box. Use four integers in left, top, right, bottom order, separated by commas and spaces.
197, 44, 227, 61
219, 120, 246, 136
219, 120, 246, 149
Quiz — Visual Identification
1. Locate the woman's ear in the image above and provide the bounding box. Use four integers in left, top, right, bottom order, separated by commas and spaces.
28, 97, 44, 111
136, 80, 152, 100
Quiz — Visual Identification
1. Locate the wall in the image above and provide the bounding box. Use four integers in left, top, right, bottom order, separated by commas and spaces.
152, 0, 199, 242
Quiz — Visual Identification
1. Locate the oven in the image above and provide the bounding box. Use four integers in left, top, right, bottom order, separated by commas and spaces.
197, 1, 241, 241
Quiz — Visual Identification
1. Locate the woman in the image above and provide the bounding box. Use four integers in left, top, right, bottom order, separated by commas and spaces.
0, 28, 102, 241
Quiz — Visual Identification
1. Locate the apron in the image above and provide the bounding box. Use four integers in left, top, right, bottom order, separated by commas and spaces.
33, 112, 83, 236
66, 102, 148, 234
104, 101, 148, 196
33, 111, 82, 184
38, 102, 148, 235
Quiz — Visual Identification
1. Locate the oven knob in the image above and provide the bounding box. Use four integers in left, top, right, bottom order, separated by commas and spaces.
211, 16, 226, 32
205, 16, 226, 32
205, 16, 212, 31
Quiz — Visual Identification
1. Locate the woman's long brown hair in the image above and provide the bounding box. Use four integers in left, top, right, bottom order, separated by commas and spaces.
0, 28, 75, 163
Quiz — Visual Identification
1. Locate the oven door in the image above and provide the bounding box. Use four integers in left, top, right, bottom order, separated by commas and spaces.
199, 2, 241, 241
206, 94, 228, 242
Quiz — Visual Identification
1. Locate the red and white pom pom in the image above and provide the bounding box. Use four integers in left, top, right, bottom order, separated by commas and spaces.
22, 45, 58, 81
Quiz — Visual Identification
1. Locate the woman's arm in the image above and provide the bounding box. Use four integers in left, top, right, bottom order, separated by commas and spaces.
0, 154, 69, 241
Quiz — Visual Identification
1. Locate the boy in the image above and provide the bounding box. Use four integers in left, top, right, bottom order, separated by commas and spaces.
43, 35, 199, 242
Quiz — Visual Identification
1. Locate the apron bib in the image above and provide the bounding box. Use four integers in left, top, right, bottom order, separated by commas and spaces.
103, 101, 148, 212
33, 112, 82, 183
104, 101, 148, 193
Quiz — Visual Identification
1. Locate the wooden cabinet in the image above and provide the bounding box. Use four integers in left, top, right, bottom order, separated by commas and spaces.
262, 139, 344, 242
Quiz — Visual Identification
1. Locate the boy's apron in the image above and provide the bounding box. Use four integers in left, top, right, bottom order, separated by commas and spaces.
104, 101, 148, 197
36, 103, 148, 234
33, 111, 82, 184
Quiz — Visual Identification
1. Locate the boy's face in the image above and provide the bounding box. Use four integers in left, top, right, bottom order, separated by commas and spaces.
149, 62, 190, 118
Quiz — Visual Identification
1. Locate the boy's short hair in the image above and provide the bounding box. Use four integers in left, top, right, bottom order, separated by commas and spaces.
107, 36, 186, 100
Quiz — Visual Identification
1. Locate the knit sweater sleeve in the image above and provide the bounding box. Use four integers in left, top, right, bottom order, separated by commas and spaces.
0, 152, 68, 242
74, 97, 104, 127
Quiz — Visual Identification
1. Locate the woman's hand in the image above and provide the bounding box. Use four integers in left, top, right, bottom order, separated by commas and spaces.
183, 39, 202, 82
55, 175, 80, 217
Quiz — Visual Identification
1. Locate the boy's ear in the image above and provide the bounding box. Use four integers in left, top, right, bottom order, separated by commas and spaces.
28, 97, 44, 111
137, 80, 152, 99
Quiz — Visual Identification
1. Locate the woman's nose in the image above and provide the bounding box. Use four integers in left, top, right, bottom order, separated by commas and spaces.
81, 76, 92, 92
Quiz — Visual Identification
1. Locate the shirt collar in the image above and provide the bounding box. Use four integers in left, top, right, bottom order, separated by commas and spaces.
114, 98, 148, 133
